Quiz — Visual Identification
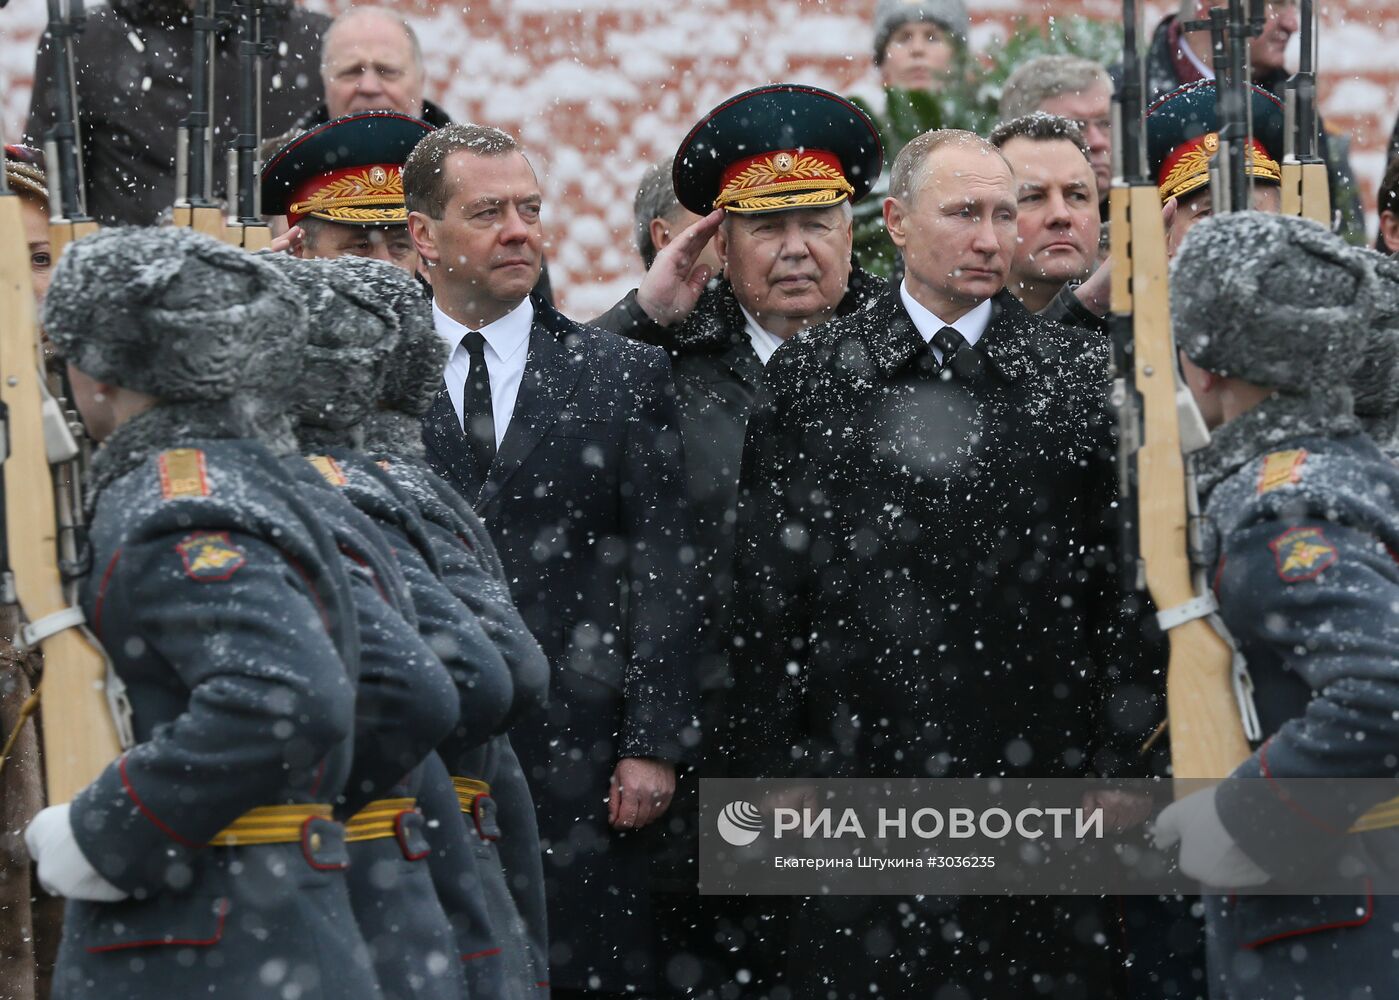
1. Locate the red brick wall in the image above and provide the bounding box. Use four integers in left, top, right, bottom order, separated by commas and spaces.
4, 1, 1396, 314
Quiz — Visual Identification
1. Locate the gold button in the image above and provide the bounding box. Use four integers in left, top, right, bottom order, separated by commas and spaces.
309, 832, 323, 852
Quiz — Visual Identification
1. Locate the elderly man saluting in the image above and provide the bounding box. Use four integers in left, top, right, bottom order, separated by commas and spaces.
726, 130, 1140, 997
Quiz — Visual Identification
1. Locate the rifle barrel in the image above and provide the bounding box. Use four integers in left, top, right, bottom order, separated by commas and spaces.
231, 0, 264, 225
43, 0, 89, 223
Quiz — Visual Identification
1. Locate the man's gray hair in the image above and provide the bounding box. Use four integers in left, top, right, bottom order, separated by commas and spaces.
322, 6, 424, 73
998, 55, 1111, 120
633, 159, 682, 269
988, 113, 1091, 161
889, 129, 1005, 204
403, 123, 522, 220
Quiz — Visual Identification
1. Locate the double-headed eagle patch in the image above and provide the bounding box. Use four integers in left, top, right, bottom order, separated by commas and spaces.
176, 531, 247, 582
1268, 526, 1337, 583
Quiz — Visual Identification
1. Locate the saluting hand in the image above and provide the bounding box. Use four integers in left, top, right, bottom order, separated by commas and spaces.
267, 224, 305, 257
608, 756, 676, 830
634, 209, 724, 327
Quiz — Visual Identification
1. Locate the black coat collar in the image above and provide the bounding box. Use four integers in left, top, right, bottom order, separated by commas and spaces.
858, 288, 1042, 384
673, 264, 887, 355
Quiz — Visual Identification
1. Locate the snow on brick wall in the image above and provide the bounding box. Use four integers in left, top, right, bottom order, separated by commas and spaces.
4, 1, 1397, 315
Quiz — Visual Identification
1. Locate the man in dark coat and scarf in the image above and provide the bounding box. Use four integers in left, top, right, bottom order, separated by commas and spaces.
726, 129, 1153, 998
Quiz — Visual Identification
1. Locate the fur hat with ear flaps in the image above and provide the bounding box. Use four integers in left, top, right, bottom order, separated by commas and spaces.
374, 273, 445, 418
360, 272, 445, 458
1170, 212, 1398, 395
44, 227, 306, 403
261, 254, 403, 446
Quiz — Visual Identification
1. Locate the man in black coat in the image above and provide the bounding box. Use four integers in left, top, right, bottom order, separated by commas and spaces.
728, 129, 1143, 998
405, 122, 702, 1000
602, 86, 888, 997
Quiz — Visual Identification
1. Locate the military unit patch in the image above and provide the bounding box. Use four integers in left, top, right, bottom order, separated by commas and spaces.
1268, 526, 1338, 583
158, 448, 210, 499
1257, 449, 1307, 495
309, 455, 348, 487
176, 531, 247, 582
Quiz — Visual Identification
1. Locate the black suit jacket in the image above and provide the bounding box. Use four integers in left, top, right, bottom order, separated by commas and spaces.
423, 296, 702, 992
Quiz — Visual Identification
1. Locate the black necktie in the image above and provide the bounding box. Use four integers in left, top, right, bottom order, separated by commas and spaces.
461, 331, 496, 481
932, 326, 967, 366
932, 325, 987, 381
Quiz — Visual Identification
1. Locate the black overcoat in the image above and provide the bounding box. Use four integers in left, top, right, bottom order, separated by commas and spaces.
727, 287, 1143, 780
725, 287, 1151, 997
423, 297, 703, 994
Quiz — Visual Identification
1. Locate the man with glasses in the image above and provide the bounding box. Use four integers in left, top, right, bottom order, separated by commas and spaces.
297, 5, 452, 129
999, 56, 1115, 220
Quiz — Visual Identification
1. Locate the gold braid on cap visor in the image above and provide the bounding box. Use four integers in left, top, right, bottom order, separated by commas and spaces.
1157, 133, 1282, 204
289, 165, 408, 224
714, 151, 855, 214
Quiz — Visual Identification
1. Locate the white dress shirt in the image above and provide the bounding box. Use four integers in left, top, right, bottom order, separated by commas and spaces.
434, 297, 535, 446
898, 281, 993, 364
738, 305, 790, 366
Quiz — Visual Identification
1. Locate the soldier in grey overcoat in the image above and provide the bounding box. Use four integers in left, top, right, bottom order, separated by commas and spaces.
1155, 213, 1399, 1000
24, 227, 381, 999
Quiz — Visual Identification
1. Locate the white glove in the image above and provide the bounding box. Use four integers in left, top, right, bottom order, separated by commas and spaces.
1152, 786, 1271, 888
24, 803, 129, 902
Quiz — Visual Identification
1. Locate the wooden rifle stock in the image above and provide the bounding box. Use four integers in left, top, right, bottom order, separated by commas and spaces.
22, 2, 124, 801
0, 192, 121, 803
1111, 186, 1252, 786
1110, 0, 1254, 787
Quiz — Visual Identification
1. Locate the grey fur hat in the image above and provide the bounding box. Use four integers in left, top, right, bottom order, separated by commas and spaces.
873, 0, 970, 62
360, 270, 445, 418
261, 254, 402, 433
1349, 250, 1399, 426
43, 227, 305, 402
1170, 212, 1396, 393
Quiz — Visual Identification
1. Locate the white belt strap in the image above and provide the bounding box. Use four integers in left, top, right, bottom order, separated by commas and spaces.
18, 607, 87, 652
1155, 593, 1218, 631
1155, 592, 1263, 743
17, 608, 136, 750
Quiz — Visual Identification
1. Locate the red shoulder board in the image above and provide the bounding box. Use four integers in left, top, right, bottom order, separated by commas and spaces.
159, 449, 210, 499
1268, 526, 1338, 583
176, 531, 247, 582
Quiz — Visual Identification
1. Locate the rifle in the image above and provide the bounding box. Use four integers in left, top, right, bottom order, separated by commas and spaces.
40, 0, 97, 260
1281, 0, 1330, 224
173, 0, 227, 238
0, 124, 128, 804
1109, 0, 1260, 787
224, 0, 279, 251
1188, 0, 1257, 214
